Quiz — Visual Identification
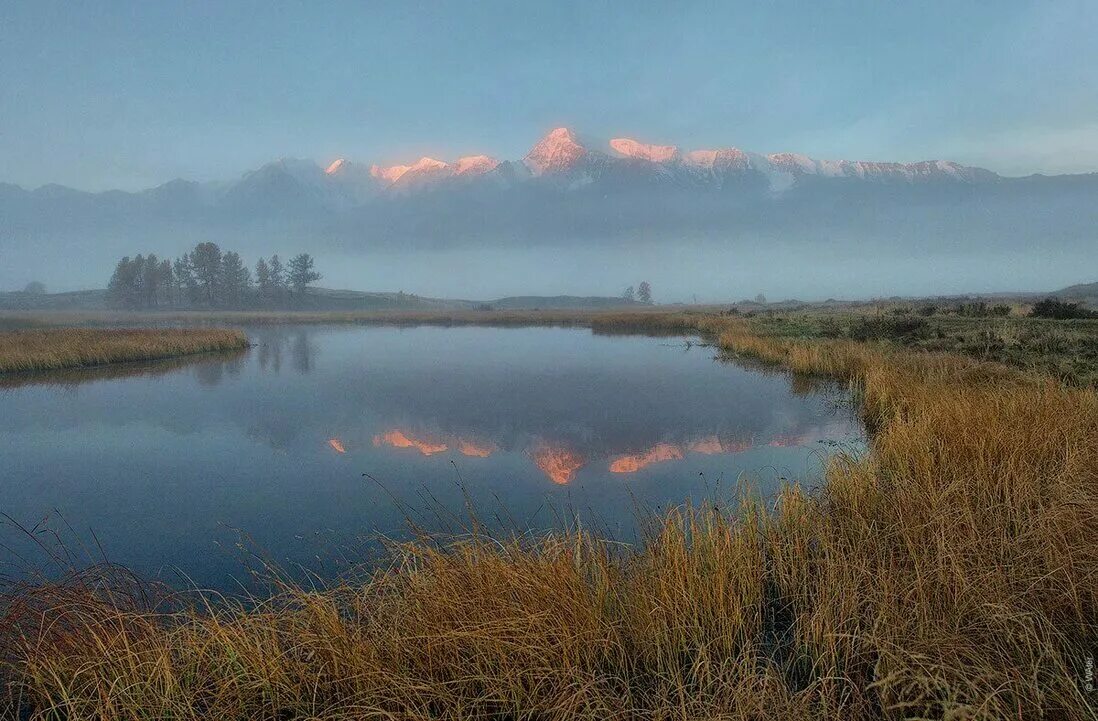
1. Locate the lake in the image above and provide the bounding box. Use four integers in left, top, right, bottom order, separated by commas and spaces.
1, 325, 862, 591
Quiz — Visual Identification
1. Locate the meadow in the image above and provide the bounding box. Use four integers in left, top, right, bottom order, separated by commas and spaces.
1, 310, 1096, 719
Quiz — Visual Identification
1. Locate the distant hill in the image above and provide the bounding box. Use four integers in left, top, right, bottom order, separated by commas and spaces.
486, 296, 641, 310
1054, 281, 1098, 306
0, 289, 110, 311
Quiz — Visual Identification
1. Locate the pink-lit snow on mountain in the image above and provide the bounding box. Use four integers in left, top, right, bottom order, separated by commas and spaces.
610, 138, 679, 163
370, 163, 412, 184
454, 155, 500, 176
523, 128, 589, 175
684, 148, 751, 172
331, 128, 994, 191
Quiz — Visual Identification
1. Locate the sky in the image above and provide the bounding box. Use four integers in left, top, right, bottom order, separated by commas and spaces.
2, 0, 1097, 191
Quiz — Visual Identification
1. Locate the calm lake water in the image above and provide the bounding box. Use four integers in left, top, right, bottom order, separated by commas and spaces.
1, 325, 862, 591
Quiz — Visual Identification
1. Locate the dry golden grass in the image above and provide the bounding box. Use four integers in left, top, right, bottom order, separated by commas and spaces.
2, 314, 1096, 720
0, 328, 248, 373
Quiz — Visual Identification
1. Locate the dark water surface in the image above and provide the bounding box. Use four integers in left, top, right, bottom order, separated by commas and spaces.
1, 325, 862, 591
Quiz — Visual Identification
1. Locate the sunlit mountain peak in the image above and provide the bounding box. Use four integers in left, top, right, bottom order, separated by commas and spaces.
610, 137, 680, 163
523, 127, 590, 175
454, 155, 500, 176
369, 162, 412, 184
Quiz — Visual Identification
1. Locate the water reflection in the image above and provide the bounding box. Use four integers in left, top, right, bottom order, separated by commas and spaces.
253, 328, 320, 375
531, 444, 586, 485
0, 325, 863, 591
373, 429, 449, 456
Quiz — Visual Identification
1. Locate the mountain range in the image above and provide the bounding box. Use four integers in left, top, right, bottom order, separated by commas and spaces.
1, 127, 1095, 295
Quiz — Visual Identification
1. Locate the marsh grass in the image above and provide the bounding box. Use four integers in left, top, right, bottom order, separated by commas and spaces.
0, 328, 248, 374
2, 314, 1096, 719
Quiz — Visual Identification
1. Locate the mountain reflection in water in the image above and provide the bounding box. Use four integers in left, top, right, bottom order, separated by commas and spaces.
1, 325, 863, 592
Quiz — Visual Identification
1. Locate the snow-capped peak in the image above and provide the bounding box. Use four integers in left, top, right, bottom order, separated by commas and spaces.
314, 128, 995, 193
370, 162, 412, 184
454, 155, 500, 176
409, 156, 448, 172
610, 138, 679, 163
523, 127, 590, 175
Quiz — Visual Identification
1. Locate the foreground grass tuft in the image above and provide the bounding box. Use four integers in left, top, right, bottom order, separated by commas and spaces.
0, 328, 249, 373
2, 314, 1096, 719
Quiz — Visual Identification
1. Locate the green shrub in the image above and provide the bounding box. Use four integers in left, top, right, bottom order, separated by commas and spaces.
1029, 297, 1095, 320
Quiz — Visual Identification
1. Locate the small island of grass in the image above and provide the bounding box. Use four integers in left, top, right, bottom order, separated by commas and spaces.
0, 327, 248, 374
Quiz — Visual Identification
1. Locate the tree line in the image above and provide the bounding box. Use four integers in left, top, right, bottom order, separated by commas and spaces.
107, 242, 321, 309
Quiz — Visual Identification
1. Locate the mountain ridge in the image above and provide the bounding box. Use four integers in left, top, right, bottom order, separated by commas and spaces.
2, 127, 1096, 295
2, 127, 1009, 199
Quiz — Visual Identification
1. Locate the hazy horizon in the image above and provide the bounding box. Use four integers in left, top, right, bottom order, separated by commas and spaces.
2, 1, 1095, 302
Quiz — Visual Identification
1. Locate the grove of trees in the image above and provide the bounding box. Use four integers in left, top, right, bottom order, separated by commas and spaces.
107, 242, 322, 309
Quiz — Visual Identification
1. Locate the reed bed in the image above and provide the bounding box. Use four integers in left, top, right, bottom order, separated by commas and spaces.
2, 314, 1096, 720
0, 328, 248, 373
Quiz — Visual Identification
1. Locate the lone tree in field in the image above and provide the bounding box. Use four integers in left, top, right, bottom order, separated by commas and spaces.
288, 253, 321, 295
622, 285, 635, 301
637, 281, 652, 304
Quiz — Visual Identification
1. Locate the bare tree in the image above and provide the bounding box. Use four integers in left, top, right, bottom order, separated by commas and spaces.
637, 281, 652, 304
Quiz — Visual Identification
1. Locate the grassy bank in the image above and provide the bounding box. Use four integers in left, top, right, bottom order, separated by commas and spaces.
0, 328, 248, 374
5, 305, 1095, 384
0, 308, 670, 331
2, 313, 1097, 719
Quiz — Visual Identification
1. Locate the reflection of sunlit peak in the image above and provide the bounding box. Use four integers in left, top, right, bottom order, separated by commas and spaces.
373, 430, 448, 456
531, 445, 584, 485
687, 436, 753, 455
457, 439, 495, 457
327, 438, 346, 454
609, 443, 684, 473
768, 433, 804, 448
324, 158, 346, 175
687, 436, 724, 455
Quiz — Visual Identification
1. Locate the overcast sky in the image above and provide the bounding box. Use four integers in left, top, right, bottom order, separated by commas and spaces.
3, 0, 1097, 191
